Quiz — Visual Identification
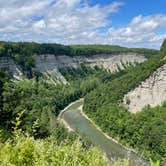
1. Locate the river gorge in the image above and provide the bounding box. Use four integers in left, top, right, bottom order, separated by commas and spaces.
60, 99, 149, 166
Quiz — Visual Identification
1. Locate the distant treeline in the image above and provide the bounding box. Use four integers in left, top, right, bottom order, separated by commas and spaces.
0, 42, 70, 74
0, 41, 158, 75
0, 41, 158, 57
70, 45, 158, 58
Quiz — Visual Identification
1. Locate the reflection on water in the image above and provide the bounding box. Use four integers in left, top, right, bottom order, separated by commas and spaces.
61, 100, 149, 166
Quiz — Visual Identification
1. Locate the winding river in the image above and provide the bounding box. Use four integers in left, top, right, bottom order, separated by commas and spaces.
60, 99, 149, 166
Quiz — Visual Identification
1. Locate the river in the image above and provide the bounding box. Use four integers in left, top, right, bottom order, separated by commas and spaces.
60, 99, 149, 166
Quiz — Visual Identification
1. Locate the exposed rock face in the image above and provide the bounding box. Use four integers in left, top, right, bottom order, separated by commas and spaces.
124, 63, 166, 113
35, 53, 146, 84
42, 68, 68, 85
0, 57, 23, 79
35, 53, 146, 72
0, 53, 146, 82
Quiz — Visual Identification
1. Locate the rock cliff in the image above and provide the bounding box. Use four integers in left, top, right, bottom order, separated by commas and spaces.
1, 53, 146, 81
0, 57, 23, 79
35, 53, 146, 83
35, 53, 146, 72
124, 63, 166, 112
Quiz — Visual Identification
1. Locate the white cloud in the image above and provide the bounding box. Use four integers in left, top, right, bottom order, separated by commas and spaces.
0, 0, 166, 48
33, 20, 46, 30
0, 1, 49, 27
106, 14, 166, 48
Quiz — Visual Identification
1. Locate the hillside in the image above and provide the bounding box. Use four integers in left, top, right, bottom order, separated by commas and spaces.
35, 53, 145, 84
123, 63, 166, 112
83, 40, 166, 164
0, 126, 133, 166
123, 39, 166, 112
0, 40, 165, 166
0, 64, 134, 165
0, 41, 157, 79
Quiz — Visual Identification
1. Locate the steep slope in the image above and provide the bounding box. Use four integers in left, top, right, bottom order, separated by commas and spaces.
35, 53, 146, 72
123, 63, 166, 112
83, 40, 166, 163
0, 57, 23, 79
0, 52, 147, 82
0, 41, 157, 80
124, 40, 166, 112
35, 53, 146, 84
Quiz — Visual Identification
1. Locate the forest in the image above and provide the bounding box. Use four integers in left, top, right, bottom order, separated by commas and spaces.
0, 65, 107, 138
0, 40, 165, 166
0, 64, 135, 166
83, 40, 166, 164
0, 41, 158, 77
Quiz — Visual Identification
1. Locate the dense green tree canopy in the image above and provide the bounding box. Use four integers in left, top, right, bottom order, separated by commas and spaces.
83, 45, 166, 164
0, 41, 158, 77
0, 39, 165, 165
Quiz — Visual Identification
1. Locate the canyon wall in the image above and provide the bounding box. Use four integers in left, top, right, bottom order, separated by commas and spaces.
124, 63, 166, 113
0, 53, 146, 82
0, 57, 23, 79
35, 53, 146, 72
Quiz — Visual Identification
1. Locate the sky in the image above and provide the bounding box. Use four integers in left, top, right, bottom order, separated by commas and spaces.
0, 0, 166, 49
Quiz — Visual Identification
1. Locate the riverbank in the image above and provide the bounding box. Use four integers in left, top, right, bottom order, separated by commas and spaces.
58, 98, 83, 131
80, 106, 149, 163
59, 99, 149, 165
79, 106, 136, 153
59, 100, 136, 153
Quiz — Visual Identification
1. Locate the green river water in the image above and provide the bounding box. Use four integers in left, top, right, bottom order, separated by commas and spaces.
61, 100, 149, 166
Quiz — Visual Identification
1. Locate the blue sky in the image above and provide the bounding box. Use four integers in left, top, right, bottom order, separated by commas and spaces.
114, 0, 165, 27
90, 0, 166, 23
90, 0, 166, 31
0, 0, 166, 48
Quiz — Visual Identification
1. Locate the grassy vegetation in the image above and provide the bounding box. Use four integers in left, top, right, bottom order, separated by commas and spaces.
0, 112, 106, 166
0, 113, 134, 166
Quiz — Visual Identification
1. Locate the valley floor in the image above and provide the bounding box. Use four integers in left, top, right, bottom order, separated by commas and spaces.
60, 99, 149, 166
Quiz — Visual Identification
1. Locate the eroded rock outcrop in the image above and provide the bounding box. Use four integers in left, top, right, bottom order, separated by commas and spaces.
35, 53, 146, 84
0, 57, 23, 79
35, 53, 146, 72
0, 53, 146, 83
124, 63, 166, 113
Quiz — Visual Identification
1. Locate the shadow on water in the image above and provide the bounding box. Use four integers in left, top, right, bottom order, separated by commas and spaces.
61, 100, 150, 166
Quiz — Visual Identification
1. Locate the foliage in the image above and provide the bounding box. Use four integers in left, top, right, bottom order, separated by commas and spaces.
0, 131, 161, 166
70, 45, 158, 58
83, 50, 166, 163
0, 132, 109, 166
0, 41, 158, 77
150, 159, 160, 166
0, 111, 162, 166
0, 72, 8, 110
0, 66, 105, 138
0, 114, 107, 166
59, 64, 107, 81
